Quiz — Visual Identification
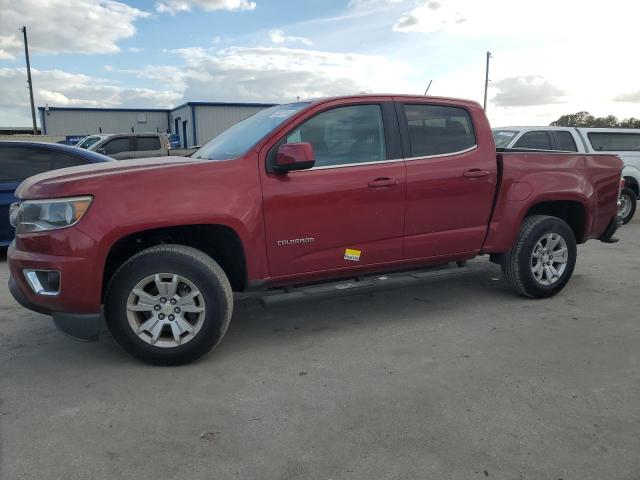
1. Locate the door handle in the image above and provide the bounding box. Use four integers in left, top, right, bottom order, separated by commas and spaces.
368, 178, 399, 188
463, 169, 491, 178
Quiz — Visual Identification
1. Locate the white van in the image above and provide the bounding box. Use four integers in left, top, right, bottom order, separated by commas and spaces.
493, 126, 640, 224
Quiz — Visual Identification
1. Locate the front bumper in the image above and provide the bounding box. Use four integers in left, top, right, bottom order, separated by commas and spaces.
8, 234, 104, 341
9, 275, 102, 341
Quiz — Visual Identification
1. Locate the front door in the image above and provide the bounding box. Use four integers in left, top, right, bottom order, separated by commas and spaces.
397, 101, 497, 258
260, 102, 406, 278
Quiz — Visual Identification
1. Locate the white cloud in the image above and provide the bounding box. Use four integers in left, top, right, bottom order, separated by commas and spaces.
614, 91, 640, 103
492, 76, 566, 107
167, 46, 416, 103
269, 29, 312, 46
0, 67, 181, 126
155, 0, 256, 14
391, 0, 640, 39
393, 0, 465, 32
0, 0, 148, 58
349, 0, 403, 9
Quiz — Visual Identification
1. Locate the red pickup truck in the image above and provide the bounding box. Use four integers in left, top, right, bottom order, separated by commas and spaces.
8, 95, 623, 365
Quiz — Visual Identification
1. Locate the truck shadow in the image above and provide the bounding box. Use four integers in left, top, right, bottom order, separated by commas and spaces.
212, 262, 515, 358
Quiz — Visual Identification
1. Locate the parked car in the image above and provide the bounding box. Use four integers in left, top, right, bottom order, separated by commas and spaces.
8, 95, 623, 365
87, 133, 197, 159
75, 134, 110, 150
0, 141, 113, 246
493, 126, 639, 224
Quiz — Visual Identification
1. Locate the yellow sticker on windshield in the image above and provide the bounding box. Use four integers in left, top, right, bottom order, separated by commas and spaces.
344, 248, 361, 262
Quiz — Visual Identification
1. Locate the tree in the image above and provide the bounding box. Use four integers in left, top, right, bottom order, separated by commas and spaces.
550, 112, 640, 128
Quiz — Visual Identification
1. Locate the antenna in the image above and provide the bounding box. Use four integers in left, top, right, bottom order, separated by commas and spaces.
424, 80, 433, 95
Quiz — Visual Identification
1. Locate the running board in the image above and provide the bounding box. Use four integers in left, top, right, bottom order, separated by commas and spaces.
259, 262, 476, 307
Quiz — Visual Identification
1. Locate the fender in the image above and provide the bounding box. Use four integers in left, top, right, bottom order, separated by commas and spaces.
482, 157, 601, 253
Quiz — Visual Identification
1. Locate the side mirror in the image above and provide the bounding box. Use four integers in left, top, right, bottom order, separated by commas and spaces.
273, 142, 315, 173
97, 148, 106, 155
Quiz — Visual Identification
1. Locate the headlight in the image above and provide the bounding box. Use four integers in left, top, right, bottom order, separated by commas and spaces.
9, 202, 20, 228
14, 196, 93, 234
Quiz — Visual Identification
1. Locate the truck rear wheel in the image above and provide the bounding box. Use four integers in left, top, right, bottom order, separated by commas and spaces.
619, 187, 637, 224
502, 215, 577, 299
105, 245, 233, 365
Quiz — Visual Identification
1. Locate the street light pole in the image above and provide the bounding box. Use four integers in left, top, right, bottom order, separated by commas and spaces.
483, 51, 492, 112
20, 26, 38, 135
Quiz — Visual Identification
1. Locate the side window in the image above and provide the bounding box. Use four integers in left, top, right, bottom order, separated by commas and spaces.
403, 104, 476, 157
514, 131, 552, 150
0, 147, 52, 182
136, 136, 161, 151
103, 138, 131, 155
553, 131, 578, 152
51, 152, 89, 169
588, 132, 640, 152
285, 104, 386, 168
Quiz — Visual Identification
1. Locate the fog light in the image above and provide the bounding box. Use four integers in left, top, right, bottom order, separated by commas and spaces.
23, 270, 61, 296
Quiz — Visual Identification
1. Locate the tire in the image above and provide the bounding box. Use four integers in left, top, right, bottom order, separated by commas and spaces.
105, 244, 233, 365
619, 187, 637, 225
502, 215, 577, 299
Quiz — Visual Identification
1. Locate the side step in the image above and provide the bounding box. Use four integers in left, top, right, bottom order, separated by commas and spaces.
259, 262, 477, 307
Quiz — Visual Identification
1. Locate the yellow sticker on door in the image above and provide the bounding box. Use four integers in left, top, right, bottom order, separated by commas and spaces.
344, 248, 361, 262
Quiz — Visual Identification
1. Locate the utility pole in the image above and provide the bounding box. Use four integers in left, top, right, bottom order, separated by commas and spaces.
483, 51, 492, 112
20, 26, 38, 135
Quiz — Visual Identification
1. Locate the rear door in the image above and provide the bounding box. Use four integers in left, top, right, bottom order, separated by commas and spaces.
134, 135, 164, 158
397, 101, 497, 258
260, 101, 406, 277
101, 136, 135, 160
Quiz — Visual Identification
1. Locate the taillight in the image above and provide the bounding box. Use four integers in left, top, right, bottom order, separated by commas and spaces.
620, 178, 626, 190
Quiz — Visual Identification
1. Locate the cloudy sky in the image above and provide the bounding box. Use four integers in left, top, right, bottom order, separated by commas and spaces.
1, 0, 638, 128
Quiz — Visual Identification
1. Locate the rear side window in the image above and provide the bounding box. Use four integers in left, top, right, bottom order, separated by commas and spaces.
552, 131, 578, 152
514, 131, 552, 150
0, 147, 54, 182
136, 136, 161, 151
103, 138, 131, 155
588, 132, 640, 151
404, 104, 476, 157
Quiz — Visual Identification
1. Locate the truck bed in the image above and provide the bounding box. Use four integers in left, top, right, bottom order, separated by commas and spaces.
482, 150, 622, 253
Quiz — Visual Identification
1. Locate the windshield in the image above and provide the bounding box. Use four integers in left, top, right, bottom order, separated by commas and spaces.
493, 130, 520, 148
76, 136, 103, 149
193, 102, 311, 160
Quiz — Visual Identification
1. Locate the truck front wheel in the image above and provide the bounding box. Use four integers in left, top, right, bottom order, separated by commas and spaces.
502, 215, 577, 299
105, 245, 233, 365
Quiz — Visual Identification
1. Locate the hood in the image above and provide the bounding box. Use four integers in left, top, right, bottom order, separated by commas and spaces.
16, 156, 202, 199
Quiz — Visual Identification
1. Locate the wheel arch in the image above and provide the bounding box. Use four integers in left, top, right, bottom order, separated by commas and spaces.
523, 200, 587, 243
623, 175, 639, 197
102, 224, 247, 300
